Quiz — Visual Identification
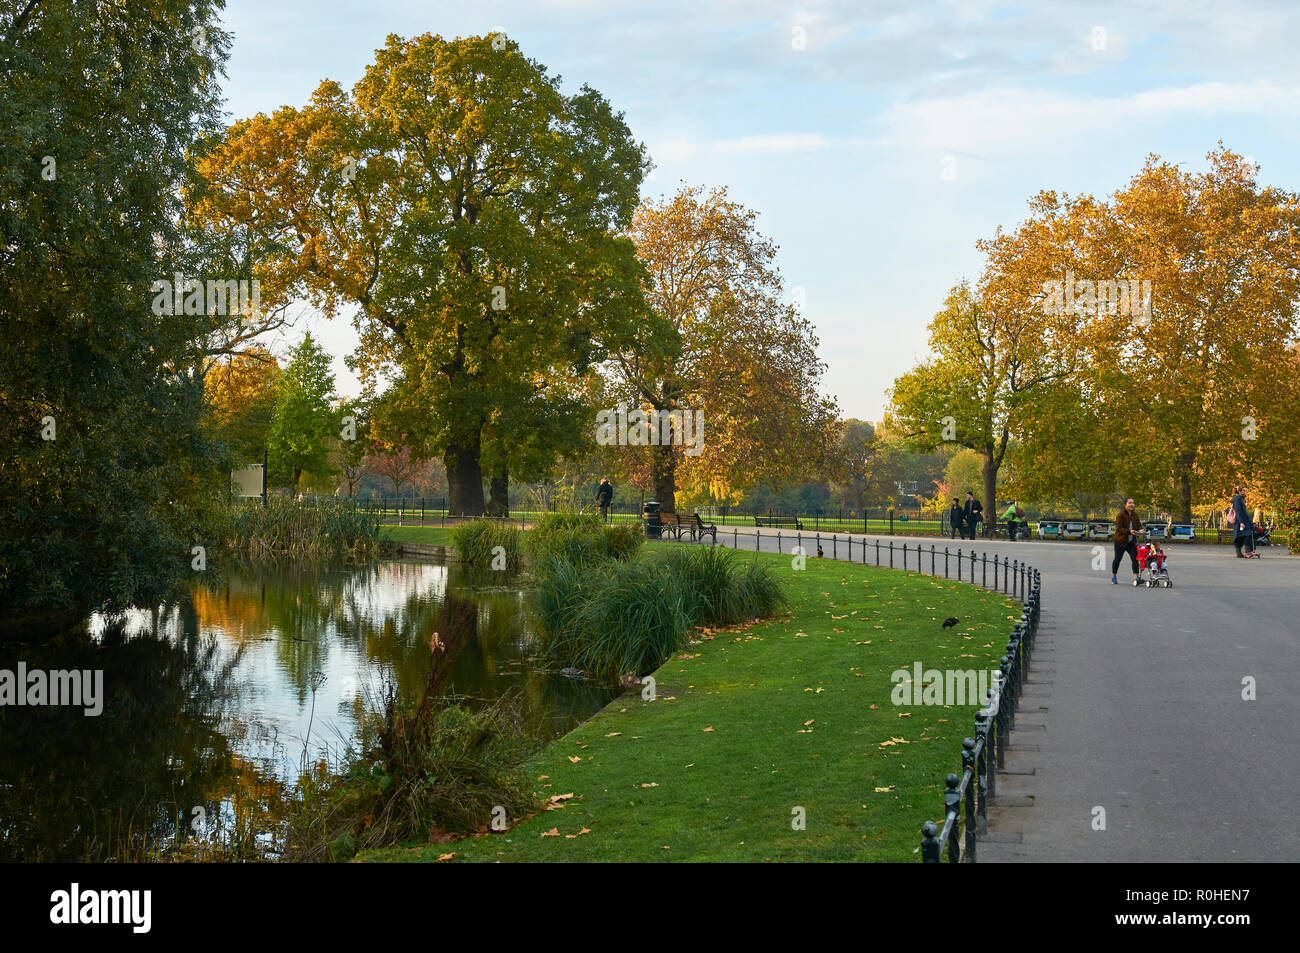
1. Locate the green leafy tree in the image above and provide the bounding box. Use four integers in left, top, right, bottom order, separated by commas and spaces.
194, 33, 649, 515
268, 334, 339, 496
0, 0, 228, 633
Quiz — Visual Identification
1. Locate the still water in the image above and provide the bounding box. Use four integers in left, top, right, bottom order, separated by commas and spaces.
0, 557, 616, 861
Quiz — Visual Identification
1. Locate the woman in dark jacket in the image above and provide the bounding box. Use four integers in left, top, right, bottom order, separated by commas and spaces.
948, 498, 964, 539
1230, 486, 1257, 558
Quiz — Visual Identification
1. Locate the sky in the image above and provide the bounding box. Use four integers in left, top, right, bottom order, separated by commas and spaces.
214, 0, 1300, 422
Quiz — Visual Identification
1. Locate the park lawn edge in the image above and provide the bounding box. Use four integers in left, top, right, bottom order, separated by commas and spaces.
357, 543, 1022, 863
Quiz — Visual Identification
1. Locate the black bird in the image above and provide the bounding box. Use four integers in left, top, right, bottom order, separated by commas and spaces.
816, 545, 824, 558
942, 617, 960, 629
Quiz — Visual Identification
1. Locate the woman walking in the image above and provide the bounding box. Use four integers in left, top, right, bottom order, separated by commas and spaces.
1111, 497, 1143, 585
948, 497, 965, 539
1229, 485, 1258, 558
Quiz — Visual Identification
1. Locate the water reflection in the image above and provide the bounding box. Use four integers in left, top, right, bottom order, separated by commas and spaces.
0, 558, 616, 861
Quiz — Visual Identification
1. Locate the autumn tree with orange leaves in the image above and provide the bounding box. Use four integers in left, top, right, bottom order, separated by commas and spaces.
606, 186, 839, 513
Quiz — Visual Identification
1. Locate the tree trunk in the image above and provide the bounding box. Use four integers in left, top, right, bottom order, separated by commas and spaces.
651, 444, 677, 514
982, 450, 998, 538
487, 466, 509, 516
1176, 451, 1195, 523
445, 438, 485, 516
291, 468, 302, 498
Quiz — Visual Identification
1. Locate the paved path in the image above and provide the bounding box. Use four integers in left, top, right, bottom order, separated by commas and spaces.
710, 526, 1299, 861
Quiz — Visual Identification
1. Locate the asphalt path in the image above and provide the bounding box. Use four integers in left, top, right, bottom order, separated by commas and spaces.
707, 525, 1299, 862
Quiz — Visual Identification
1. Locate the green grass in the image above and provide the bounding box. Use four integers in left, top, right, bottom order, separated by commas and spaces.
358, 545, 1021, 863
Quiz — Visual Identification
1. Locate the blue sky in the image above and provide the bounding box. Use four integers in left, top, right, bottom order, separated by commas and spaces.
216, 0, 1300, 421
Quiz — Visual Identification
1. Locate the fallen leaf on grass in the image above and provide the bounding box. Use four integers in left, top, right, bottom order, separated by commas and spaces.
541, 828, 561, 837
804, 719, 815, 726
702, 726, 715, 732
564, 828, 591, 839
641, 782, 659, 788
874, 786, 895, 793
605, 732, 621, 737
568, 756, 582, 763
436, 852, 456, 861
549, 793, 575, 804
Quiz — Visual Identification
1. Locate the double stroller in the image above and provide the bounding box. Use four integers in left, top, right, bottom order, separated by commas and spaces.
1136, 540, 1173, 588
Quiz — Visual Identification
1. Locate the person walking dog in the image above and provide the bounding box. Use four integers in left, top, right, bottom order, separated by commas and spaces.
948, 497, 964, 539
595, 478, 613, 523
1111, 497, 1143, 584
1228, 485, 1258, 558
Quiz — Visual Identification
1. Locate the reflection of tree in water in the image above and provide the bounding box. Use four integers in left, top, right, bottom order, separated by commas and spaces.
0, 614, 246, 861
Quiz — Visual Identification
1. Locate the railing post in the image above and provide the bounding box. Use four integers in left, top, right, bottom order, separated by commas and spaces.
889, 540, 894, 568
921, 821, 940, 863
974, 712, 990, 834
944, 775, 962, 863
962, 738, 978, 861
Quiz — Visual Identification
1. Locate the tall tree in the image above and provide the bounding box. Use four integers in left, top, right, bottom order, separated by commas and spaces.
1071, 148, 1300, 519
888, 280, 1069, 533
193, 33, 649, 515
203, 347, 280, 465
612, 186, 840, 513
268, 334, 339, 496
0, 0, 228, 633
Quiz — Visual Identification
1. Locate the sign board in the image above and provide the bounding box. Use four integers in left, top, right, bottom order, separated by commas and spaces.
231, 464, 265, 499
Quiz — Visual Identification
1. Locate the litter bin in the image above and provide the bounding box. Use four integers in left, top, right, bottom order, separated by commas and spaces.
643, 501, 662, 539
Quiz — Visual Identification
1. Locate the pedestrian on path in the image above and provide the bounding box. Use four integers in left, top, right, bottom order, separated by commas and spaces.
595, 478, 613, 522
1228, 485, 1258, 558
1111, 497, 1143, 584
948, 497, 964, 539
963, 491, 983, 539
1001, 499, 1024, 541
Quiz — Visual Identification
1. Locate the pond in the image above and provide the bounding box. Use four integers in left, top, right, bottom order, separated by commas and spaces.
0, 556, 618, 862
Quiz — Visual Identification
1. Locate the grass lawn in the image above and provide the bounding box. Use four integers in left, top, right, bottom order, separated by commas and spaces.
359, 545, 1021, 863
380, 525, 456, 547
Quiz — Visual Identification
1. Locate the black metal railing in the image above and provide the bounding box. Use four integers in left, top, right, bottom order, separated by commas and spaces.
702, 526, 1042, 862
919, 571, 1042, 863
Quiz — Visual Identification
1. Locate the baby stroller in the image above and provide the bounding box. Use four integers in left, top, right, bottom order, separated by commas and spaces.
1137, 542, 1173, 588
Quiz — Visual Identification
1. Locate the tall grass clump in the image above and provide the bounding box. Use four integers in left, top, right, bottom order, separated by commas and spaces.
286, 599, 535, 861
525, 511, 642, 569
223, 496, 380, 560
530, 545, 786, 681
452, 519, 522, 570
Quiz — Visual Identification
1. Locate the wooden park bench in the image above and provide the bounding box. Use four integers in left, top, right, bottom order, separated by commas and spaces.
659, 512, 718, 542
754, 515, 804, 531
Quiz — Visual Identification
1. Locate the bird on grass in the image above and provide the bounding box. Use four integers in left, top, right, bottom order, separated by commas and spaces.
942, 617, 960, 629
816, 545, 824, 558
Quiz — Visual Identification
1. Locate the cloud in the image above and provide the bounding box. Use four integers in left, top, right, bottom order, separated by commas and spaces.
879, 81, 1300, 159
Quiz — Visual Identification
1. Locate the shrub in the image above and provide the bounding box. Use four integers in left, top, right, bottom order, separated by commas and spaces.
530, 545, 786, 681
525, 511, 642, 570
452, 519, 522, 570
